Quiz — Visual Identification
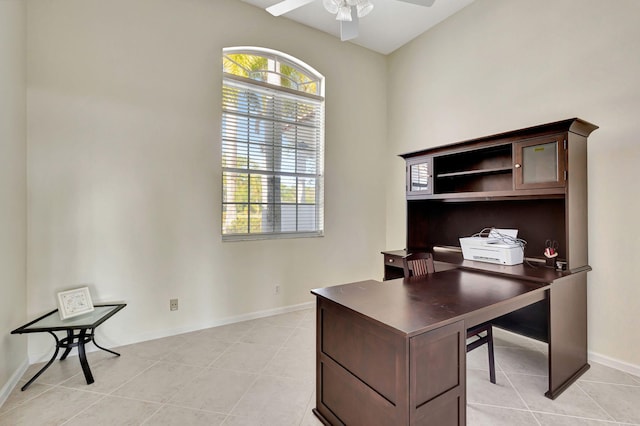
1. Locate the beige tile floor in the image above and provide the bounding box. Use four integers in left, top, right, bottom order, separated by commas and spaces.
1, 308, 640, 425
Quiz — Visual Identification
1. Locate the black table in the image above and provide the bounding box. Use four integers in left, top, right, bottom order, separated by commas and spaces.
11, 303, 126, 391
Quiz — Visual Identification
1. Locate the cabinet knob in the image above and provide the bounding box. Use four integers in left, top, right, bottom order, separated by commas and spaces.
514, 163, 522, 168
388, 258, 394, 263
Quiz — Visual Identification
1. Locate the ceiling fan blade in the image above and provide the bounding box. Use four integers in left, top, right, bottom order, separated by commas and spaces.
266, 0, 315, 16
395, 0, 436, 6
340, 11, 359, 41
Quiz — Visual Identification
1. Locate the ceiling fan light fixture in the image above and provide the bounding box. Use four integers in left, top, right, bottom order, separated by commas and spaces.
336, 4, 353, 21
356, 0, 374, 18
265, 0, 437, 43
322, 0, 340, 14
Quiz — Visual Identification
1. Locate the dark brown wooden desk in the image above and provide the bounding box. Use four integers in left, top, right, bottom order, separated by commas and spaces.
311, 268, 588, 426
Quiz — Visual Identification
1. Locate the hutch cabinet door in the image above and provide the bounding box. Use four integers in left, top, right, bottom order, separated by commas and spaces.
407, 156, 433, 196
514, 135, 566, 190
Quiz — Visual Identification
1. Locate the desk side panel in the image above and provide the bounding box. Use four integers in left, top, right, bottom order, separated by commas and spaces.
547, 272, 589, 398
567, 133, 589, 270
411, 320, 466, 426
315, 298, 408, 425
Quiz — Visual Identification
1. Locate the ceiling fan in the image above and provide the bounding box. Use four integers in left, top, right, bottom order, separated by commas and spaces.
266, 0, 436, 41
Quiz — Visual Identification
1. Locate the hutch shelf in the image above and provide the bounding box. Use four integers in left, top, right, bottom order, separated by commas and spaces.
386, 117, 597, 356
400, 117, 597, 273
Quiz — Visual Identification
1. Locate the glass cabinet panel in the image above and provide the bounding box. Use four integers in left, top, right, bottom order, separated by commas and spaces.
411, 163, 430, 191
515, 136, 566, 189
522, 141, 558, 184
407, 156, 433, 196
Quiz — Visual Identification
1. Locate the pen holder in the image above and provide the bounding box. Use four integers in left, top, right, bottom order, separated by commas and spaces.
544, 242, 559, 268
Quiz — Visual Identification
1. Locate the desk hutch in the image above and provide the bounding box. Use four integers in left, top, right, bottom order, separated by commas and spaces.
385, 118, 597, 342
313, 118, 597, 426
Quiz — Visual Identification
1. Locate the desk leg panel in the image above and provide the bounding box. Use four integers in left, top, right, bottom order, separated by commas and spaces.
547, 272, 589, 399
315, 298, 409, 425
317, 356, 401, 426
410, 320, 466, 426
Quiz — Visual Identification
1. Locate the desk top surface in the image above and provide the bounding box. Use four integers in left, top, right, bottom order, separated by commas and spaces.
383, 247, 577, 283
12, 304, 126, 333
311, 269, 547, 336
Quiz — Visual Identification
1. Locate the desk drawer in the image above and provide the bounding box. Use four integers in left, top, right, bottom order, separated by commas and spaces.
385, 254, 403, 267
382, 251, 406, 281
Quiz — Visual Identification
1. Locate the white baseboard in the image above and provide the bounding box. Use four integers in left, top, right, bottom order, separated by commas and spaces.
589, 350, 640, 378
127, 301, 316, 346
29, 301, 316, 363
0, 357, 29, 409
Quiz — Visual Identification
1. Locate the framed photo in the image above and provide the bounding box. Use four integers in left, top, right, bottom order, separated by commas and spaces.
57, 287, 94, 320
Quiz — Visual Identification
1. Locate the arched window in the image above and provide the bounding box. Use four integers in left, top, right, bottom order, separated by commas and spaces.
221, 47, 325, 240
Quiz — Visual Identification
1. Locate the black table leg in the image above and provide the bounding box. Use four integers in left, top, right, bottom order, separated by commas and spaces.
59, 330, 74, 360
21, 331, 61, 391
92, 336, 121, 357
35, 328, 118, 387
77, 328, 94, 385
20, 327, 117, 390
11, 303, 127, 391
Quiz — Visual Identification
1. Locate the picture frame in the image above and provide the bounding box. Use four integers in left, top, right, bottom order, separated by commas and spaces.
57, 287, 94, 320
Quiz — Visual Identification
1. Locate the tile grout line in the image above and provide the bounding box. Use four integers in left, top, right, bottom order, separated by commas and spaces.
528, 407, 623, 424
499, 370, 542, 426
221, 317, 298, 423
104, 358, 162, 401
58, 393, 109, 426
574, 380, 619, 423
139, 402, 166, 425
8, 309, 639, 425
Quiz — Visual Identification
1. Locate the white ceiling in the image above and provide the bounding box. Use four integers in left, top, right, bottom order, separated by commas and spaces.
240, 0, 475, 55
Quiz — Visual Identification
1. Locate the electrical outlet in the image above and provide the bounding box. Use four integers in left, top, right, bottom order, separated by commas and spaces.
170, 298, 178, 311
275, 285, 280, 295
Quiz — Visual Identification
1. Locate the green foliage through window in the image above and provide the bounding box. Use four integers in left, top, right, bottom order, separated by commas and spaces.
222, 47, 324, 239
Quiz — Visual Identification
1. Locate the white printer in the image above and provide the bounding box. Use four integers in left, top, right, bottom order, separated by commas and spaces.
459, 228, 524, 265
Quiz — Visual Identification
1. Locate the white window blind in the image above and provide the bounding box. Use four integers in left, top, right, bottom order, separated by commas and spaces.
222, 77, 324, 240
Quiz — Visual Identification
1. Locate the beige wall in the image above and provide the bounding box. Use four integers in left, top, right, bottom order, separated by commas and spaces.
387, 0, 640, 368
16, 0, 640, 373
26, 0, 387, 358
0, 0, 28, 390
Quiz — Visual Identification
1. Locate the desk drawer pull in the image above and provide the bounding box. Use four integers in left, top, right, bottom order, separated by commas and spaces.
388, 258, 394, 263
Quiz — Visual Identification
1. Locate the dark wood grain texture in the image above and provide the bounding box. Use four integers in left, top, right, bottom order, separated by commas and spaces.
325, 119, 596, 425
311, 271, 548, 426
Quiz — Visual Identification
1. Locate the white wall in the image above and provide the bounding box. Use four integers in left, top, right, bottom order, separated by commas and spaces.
387, 0, 640, 368
0, 0, 28, 392
26, 0, 387, 358
21, 0, 640, 372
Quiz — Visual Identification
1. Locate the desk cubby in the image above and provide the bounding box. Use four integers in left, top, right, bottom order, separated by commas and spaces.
387, 118, 598, 405
401, 118, 596, 270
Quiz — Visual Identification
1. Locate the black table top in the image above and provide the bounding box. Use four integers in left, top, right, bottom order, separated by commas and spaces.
311, 269, 548, 337
11, 304, 126, 334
